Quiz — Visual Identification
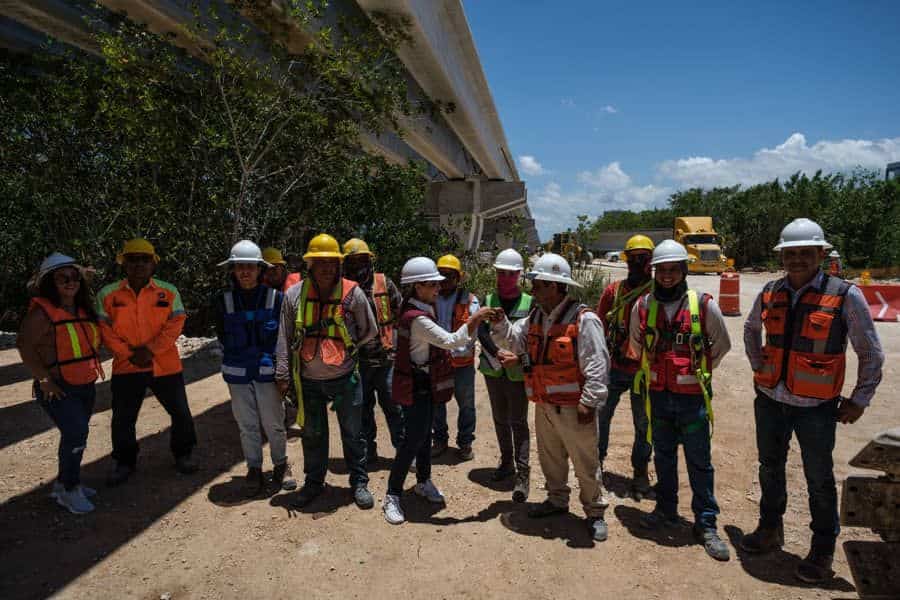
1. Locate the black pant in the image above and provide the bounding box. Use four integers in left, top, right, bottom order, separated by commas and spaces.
111, 372, 197, 467
388, 372, 434, 495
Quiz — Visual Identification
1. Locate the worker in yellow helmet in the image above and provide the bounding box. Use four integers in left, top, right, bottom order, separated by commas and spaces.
274, 233, 378, 511
261, 247, 301, 292
431, 254, 480, 461
594, 234, 655, 500
342, 238, 404, 464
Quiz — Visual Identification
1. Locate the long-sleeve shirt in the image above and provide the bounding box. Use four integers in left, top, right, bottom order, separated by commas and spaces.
490, 297, 610, 409
743, 271, 884, 407
275, 279, 377, 382
435, 289, 479, 358
407, 298, 472, 364
96, 278, 186, 376
626, 292, 732, 370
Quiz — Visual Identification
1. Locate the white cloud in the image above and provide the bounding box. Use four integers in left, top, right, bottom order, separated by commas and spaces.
659, 133, 900, 188
602, 105, 618, 114
518, 155, 546, 176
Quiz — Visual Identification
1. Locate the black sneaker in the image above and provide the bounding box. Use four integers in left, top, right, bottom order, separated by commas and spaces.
457, 445, 474, 462
174, 454, 199, 474
431, 440, 448, 457
693, 525, 731, 561
290, 484, 324, 509
739, 524, 784, 554
527, 500, 568, 518
512, 472, 530, 503
106, 463, 135, 487
795, 549, 834, 583
353, 485, 375, 510
243, 467, 265, 497
640, 509, 680, 529
491, 463, 515, 482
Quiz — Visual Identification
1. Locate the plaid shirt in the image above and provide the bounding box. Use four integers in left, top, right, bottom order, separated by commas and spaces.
744, 271, 884, 407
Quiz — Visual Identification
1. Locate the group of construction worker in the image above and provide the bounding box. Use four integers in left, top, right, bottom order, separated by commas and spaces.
17, 216, 883, 586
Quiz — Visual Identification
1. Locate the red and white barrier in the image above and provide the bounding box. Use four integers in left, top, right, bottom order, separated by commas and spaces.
859, 285, 900, 322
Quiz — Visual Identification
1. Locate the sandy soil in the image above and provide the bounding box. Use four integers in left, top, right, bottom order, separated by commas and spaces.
1, 272, 897, 600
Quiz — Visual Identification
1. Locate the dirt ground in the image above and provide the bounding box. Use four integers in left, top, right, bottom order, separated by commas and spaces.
1, 271, 897, 600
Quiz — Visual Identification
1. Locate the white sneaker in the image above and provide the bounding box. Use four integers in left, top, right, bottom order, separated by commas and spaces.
56, 486, 95, 514
51, 481, 97, 499
414, 480, 445, 504
383, 494, 405, 525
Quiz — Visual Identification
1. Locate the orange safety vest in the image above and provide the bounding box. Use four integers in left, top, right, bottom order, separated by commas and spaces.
450, 288, 475, 368
29, 297, 102, 386
371, 273, 395, 351
754, 275, 850, 400
283, 272, 301, 292
298, 278, 358, 367
524, 301, 588, 406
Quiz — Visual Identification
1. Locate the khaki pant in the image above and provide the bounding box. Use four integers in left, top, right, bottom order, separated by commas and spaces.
535, 402, 609, 518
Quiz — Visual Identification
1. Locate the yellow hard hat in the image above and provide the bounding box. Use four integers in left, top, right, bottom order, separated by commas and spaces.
262, 247, 287, 265
437, 254, 462, 274
343, 238, 374, 257
303, 233, 343, 261
625, 234, 655, 253
116, 238, 160, 264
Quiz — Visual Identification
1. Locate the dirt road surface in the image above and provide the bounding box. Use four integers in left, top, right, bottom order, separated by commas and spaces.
1, 272, 896, 599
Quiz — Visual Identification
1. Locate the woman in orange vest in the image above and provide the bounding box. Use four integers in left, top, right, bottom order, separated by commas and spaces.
17, 253, 103, 514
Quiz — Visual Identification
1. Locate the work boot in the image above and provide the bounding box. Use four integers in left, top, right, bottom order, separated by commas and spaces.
174, 454, 199, 475
693, 525, 731, 561
431, 440, 448, 458
243, 467, 265, 497
353, 485, 375, 509
106, 463, 135, 487
290, 483, 324, 509
512, 472, 530, 503
527, 500, 568, 519
640, 508, 680, 530
491, 462, 515, 482
630, 466, 652, 501
795, 549, 834, 584
739, 524, 784, 554
587, 516, 609, 542
271, 462, 297, 492
56, 486, 95, 515
457, 445, 474, 462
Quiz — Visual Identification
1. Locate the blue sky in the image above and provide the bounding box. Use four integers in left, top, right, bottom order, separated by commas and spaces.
463, 1, 900, 239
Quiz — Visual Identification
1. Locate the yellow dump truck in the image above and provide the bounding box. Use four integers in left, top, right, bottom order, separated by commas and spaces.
673, 216, 729, 273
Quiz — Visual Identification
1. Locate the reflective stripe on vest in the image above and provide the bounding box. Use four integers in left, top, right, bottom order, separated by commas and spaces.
634, 290, 714, 444
753, 274, 850, 400
606, 279, 652, 369
221, 287, 280, 384
295, 279, 357, 366
478, 292, 533, 381
372, 273, 394, 351
29, 297, 102, 386
523, 300, 587, 406
449, 289, 475, 368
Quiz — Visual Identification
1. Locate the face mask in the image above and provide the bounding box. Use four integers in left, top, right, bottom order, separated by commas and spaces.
344, 261, 373, 286
496, 271, 521, 299
626, 254, 652, 287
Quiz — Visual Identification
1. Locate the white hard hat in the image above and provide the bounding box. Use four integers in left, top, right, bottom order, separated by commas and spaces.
651, 239, 690, 265
400, 257, 445, 285
829, 250, 840, 258
493, 248, 524, 271
38, 252, 79, 280
526, 252, 582, 288
773, 218, 832, 251
217, 240, 271, 267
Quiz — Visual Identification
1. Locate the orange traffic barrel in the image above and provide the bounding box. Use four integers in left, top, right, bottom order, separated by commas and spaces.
719, 272, 741, 316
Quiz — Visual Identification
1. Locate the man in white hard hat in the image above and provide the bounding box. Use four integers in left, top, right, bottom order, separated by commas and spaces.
627, 239, 732, 562
476, 248, 533, 502
490, 253, 612, 542
741, 218, 884, 584
213, 240, 295, 497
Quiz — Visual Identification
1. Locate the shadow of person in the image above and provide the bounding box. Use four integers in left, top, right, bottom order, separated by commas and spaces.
723, 525, 855, 592
614, 505, 694, 548
207, 475, 278, 507
603, 470, 654, 500
269, 483, 354, 520
467, 467, 514, 492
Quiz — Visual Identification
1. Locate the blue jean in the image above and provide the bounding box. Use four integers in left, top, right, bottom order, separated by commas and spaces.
359, 363, 404, 456
432, 364, 476, 447
597, 368, 652, 470
36, 381, 96, 490
300, 374, 368, 489
754, 392, 839, 553
650, 390, 719, 529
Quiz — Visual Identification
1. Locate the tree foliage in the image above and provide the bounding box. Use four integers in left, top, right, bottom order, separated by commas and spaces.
1, 1, 451, 331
